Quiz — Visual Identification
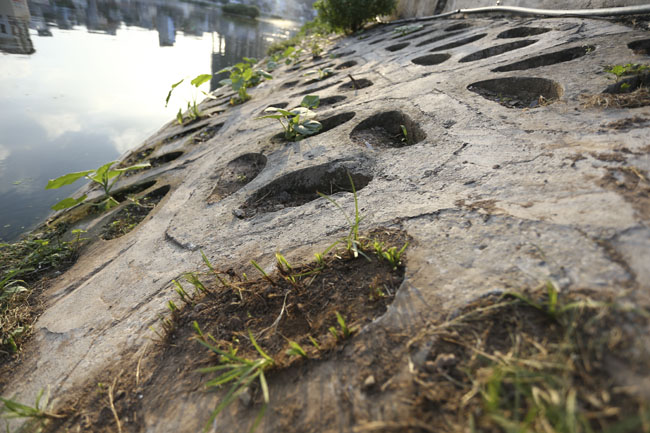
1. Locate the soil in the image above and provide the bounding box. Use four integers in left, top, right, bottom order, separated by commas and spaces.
350, 126, 406, 149
43, 229, 409, 433
603, 115, 649, 130
468, 86, 549, 109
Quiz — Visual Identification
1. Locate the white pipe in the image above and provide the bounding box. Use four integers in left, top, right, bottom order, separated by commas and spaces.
390, 4, 650, 24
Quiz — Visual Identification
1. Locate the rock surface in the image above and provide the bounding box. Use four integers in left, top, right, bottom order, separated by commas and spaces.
4, 15, 650, 432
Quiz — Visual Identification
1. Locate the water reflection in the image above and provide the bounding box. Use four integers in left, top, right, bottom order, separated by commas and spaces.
0, 0, 310, 241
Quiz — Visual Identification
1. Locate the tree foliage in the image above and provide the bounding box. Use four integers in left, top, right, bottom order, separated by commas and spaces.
314, 0, 396, 33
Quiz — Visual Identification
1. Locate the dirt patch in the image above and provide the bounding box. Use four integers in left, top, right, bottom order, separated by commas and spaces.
406, 287, 650, 433
292, 80, 342, 97
335, 60, 357, 70
385, 42, 409, 52
592, 152, 627, 163
42, 229, 409, 433
349, 111, 426, 149
162, 122, 206, 144
468, 77, 563, 109
411, 53, 450, 66
319, 95, 347, 108
415, 30, 461, 48
338, 77, 373, 91
629, 38, 650, 55
492, 45, 595, 72
192, 122, 224, 144
444, 22, 471, 32
149, 151, 183, 167
238, 162, 371, 218
598, 166, 650, 220
207, 153, 267, 203
603, 115, 649, 130
100, 185, 171, 240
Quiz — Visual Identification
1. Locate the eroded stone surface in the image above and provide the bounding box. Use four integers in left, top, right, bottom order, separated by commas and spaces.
4, 15, 650, 432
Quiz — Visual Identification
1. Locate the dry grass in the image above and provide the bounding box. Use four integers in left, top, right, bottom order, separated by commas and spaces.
581, 87, 650, 109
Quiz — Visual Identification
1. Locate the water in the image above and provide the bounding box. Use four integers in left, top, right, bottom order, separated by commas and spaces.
0, 0, 309, 242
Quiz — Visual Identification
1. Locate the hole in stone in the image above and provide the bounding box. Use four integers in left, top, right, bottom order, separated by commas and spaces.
416, 30, 461, 47
163, 123, 205, 144
149, 151, 183, 167
369, 38, 386, 45
385, 42, 410, 52
293, 80, 342, 97
492, 45, 595, 72
238, 162, 372, 218
402, 27, 439, 42
262, 102, 288, 114
282, 80, 300, 89
497, 27, 551, 39
338, 78, 373, 91
101, 185, 170, 240
111, 180, 157, 203
331, 50, 355, 58
208, 153, 267, 203
121, 147, 154, 167
336, 60, 358, 70
287, 65, 302, 72
468, 77, 563, 108
302, 72, 339, 87
459, 40, 538, 63
628, 39, 650, 55
429, 33, 487, 52
319, 112, 356, 133
350, 111, 426, 149
319, 95, 347, 107
411, 53, 451, 66
445, 22, 471, 32
603, 72, 650, 94
192, 123, 224, 144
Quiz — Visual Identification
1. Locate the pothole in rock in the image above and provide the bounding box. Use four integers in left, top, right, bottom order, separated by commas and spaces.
319, 95, 347, 107
100, 185, 170, 240
149, 151, 183, 167
369, 38, 386, 45
402, 28, 438, 42
411, 53, 451, 66
238, 162, 371, 218
302, 73, 339, 87
385, 42, 410, 52
338, 78, 373, 91
282, 80, 300, 89
459, 40, 538, 63
294, 80, 342, 97
445, 22, 471, 32
497, 26, 551, 38
604, 72, 650, 94
350, 111, 426, 149
111, 180, 157, 203
163, 123, 206, 144
336, 60, 358, 70
330, 50, 355, 58
208, 153, 267, 203
492, 45, 595, 72
121, 147, 154, 167
192, 123, 223, 144
319, 111, 356, 133
468, 77, 563, 108
261, 102, 288, 114
416, 30, 461, 47
628, 39, 650, 55
430, 33, 487, 52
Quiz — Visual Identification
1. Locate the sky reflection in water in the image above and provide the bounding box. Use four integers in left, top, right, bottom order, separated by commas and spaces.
0, 0, 303, 241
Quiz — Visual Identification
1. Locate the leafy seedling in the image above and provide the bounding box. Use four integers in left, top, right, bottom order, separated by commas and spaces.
604, 63, 650, 81
46, 161, 150, 211
0, 387, 65, 431
304, 67, 334, 80
399, 124, 408, 143
218, 57, 272, 105
328, 311, 354, 340
196, 327, 274, 433
258, 95, 322, 141
285, 340, 307, 358
165, 73, 213, 125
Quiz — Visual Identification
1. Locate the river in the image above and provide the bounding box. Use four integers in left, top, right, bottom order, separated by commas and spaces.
0, 0, 310, 242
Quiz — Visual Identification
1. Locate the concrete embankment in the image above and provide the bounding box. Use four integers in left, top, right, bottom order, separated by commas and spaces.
4, 11, 650, 432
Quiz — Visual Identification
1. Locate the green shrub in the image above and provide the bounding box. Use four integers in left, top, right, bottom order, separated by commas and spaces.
222, 3, 260, 19
314, 0, 396, 33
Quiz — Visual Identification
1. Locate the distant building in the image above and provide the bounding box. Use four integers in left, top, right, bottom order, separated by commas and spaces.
0, 0, 35, 54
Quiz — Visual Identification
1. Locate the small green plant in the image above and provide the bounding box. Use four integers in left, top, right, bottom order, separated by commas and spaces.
45, 161, 150, 211
196, 327, 273, 432
328, 311, 354, 340
165, 73, 213, 125
304, 67, 334, 80
285, 340, 308, 358
399, 124, 408, 143
310, 41, 323, 58
393, 24, 423, 36
605, 63, 650, 81
373, 240, 408, 270
258, 95, 322, 141
218, 57, 272, 105
0, 387, 65, 431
